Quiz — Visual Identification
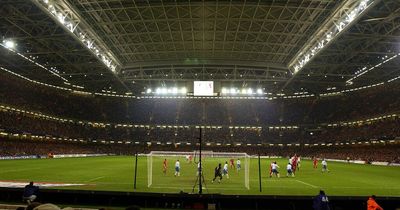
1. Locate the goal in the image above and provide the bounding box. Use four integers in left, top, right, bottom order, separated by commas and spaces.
147, 151, 250, 190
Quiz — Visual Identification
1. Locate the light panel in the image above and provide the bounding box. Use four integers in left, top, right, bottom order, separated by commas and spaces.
0, 40, 69, 82
147, 87, 187, 95
33, 0, 120, 73
289, 0, 376, 74
346, 53, 400, 84
221, 87, 264, 96
3, 40, 15, 49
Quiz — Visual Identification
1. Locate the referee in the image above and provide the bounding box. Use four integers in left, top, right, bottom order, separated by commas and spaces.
211, 163, 222, 183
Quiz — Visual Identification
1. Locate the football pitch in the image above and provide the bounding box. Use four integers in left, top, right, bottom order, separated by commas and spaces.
0, 156, 399, 196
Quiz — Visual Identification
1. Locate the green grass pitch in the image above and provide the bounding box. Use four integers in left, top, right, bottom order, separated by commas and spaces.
0, 156, 399, 196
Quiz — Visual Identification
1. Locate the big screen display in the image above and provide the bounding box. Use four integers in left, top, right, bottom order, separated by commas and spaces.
193, 81, 214, 96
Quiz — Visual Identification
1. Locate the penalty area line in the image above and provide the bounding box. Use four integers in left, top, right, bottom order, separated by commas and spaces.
293, 180, 319, 189
149, 186, 245, 191
151, 183, 246, 188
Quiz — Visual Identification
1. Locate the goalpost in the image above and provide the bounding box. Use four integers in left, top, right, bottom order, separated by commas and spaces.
147, 151, 250, 190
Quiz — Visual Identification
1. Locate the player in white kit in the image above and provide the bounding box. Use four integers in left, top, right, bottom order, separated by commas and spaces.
174, 160, 180, 176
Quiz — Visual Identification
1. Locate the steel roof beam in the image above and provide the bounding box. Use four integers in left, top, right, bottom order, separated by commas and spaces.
29, 0, 130, 90
282, 0, 382, 90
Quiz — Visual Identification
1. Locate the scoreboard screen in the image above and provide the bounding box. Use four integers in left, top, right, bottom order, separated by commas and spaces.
193, 81, 214, 96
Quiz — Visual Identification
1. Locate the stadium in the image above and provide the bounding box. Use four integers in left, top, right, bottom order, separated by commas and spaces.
0, 0, 399, 209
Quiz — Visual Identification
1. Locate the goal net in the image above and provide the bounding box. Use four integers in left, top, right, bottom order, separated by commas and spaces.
147, 151, 250, 191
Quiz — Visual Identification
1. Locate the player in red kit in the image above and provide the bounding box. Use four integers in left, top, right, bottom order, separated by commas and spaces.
313, 157, 318, 169
291, 156, 297, 175
230, 158, 235, 169
163, 159, 168, 175
269, 162, 273, 178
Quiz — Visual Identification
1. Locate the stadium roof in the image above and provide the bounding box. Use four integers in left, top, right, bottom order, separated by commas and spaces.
0, 0, 399, 93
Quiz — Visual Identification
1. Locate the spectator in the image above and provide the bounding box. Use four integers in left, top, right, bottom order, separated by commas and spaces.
26, 202, 42, 210
125, 205, 141, 210
23, 181, 39, 204
32, 203, 61, 210
313, 190, 330, 210
367, 195, 383, 210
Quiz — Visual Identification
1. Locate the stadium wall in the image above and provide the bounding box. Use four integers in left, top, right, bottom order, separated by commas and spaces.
0, 154, 110, 160
0, 188, 399, 210
52, 154, 111, 158
324, 158, 400, 167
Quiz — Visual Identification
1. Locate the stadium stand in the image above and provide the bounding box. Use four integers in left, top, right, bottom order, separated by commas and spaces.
0, 104, 399, 145
1, 73, 399, 125
0, 72, 399, 165
1, 0, 400, 208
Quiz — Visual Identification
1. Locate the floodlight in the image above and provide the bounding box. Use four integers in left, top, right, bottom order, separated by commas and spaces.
221, 88, 227, 94
247, 88, 253, 95
3, 40, 15, 49
257, 88, 263, 95
146, 88, 152, 94
156, 88, 161, 94
57, 13, 65, 24
230, 88, 236, 95
241, 89, 247, 94
161, 88, 167, 94
172, 87, 178, 94
180, 87, 187, 94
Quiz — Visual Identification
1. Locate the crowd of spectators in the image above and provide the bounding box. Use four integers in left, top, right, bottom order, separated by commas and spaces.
1, 72, 400, 163
1, 138, 399, 163
1, 107, 399, 144
1, 72, 399, 126
308, 119, 400, 143
0, 138, 139, 156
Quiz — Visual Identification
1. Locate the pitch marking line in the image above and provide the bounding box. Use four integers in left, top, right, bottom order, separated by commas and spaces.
149, 186, 245, 191
332, 186, 400, 189
293, 180, 319, 189
0, 168, 41, 174
86, 176, 105, 182
0, 181, 85, 188
150, 183, 246, 188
